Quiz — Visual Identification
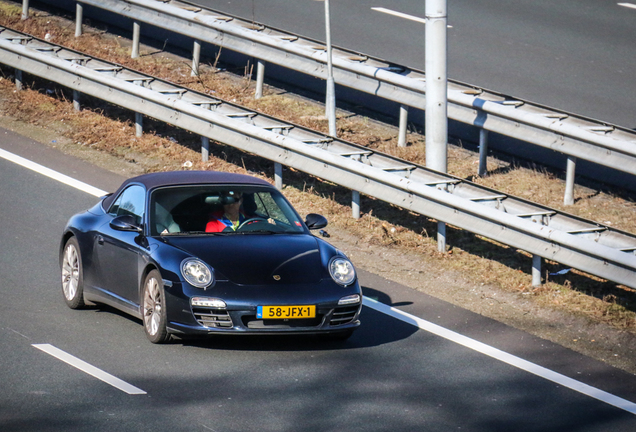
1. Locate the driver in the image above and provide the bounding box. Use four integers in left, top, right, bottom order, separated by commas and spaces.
205, 191, 247, 232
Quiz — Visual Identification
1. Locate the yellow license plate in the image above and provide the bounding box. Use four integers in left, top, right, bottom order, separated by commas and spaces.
257, 305, 316, 319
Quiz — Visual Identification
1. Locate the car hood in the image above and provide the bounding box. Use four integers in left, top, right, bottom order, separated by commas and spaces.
162, 234, 326, 285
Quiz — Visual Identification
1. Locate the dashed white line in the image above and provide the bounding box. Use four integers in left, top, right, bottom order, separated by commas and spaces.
33, 344, 146, 395
4, 147, 635, 413
618, 3, 636, 10
363, 297, 636, 415
0, 148, 107, 197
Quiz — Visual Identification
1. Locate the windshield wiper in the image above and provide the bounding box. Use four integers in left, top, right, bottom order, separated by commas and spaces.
235, 230, 278, 235
162, 231, 230, 236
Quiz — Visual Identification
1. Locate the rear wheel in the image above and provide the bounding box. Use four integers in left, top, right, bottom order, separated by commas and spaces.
142, 270, 170, 344
61, 237, 85, 309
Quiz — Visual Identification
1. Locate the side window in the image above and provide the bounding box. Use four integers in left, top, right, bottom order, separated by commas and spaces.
109, 185, 146, 225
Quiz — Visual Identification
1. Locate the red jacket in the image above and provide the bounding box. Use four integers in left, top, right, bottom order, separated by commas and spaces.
205, 211, 247, 232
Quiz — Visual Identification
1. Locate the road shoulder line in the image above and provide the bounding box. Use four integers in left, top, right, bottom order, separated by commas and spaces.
363, 297, 636, 415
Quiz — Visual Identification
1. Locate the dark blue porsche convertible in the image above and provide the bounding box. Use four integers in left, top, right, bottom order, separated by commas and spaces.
60, 171, 362, 343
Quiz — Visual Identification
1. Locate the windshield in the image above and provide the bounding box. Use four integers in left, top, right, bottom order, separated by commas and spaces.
149, 184, 306, 236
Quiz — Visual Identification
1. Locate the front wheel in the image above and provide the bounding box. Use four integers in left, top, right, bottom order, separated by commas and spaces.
142, 270, 170, 344
61, 237, 85, 309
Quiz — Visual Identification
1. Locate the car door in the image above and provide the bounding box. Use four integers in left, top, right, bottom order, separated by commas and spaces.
94, 184, 147, 310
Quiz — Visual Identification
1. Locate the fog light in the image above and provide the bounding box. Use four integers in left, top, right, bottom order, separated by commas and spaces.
338, 294, 361, 305
191, 297, 226, 308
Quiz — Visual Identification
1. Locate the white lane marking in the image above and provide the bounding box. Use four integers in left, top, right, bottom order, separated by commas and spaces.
0, 148, 107, 197
371, 7, 427, 24
5, 150, 635, 413
33, 344, 146, 395
618, 3, 636, 10
363, 297, 636, 415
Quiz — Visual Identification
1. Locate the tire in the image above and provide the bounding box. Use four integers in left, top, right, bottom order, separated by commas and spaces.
142, 270, 170, 344
61, 237, 86, 309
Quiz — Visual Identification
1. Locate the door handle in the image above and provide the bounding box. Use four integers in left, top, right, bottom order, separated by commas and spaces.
96, 235, 104, 245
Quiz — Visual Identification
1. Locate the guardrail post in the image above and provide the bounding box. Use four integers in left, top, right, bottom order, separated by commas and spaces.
274, 162, 283, 190
135, 113, 143, 137
398, 105, 409, 147
191, 40, 201, 77
201, 137, 209, 162
199, 103, 210, 161
478, 128, 489, 177
133, 80, 144, 136
532, 254, 542, 287
437, 221, 446, 252
352, 190, 360, 219
255, 60, 265, 100
21, 0, 29, 20
131, 22, 141, 59
75, 3, 83, 37
564, 156, 576, 205
15, 69, 23, 91
73, 90, 80, 111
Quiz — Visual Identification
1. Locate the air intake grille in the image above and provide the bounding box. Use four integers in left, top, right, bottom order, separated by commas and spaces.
329, 305, 358, 326
193, 308, 233, 328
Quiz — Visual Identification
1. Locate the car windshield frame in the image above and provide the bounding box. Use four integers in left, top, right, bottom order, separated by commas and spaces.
148, 184, 308, 237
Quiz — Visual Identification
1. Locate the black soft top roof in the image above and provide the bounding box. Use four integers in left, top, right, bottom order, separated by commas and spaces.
102, 170, 272, 209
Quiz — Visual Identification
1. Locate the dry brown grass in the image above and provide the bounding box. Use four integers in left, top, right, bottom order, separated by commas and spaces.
1, 2, 635, 338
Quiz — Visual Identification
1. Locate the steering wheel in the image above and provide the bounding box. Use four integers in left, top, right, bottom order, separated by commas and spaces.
237, 217, 269, 230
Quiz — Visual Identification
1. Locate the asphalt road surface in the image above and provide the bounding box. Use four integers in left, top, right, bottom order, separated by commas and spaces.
2, 127, 636, 431
196, 0, 636, 129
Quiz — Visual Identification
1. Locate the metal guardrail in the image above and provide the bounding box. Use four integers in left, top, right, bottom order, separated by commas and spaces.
62, 0, 636, 182
1, 25, 636, 290
0, 27, 636, 288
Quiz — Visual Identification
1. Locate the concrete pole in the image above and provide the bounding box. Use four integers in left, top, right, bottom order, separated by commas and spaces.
532, 254, 542, 287
352, 191, 360, 219
75, 3, 83, 37
21, 0, 29, 20
191, 40, 201, 77
255, 60, 265, 99
564, 156, 576, 205
398, 105, 409, 147
426, 0, 448, 251
131, 22, 141, 59
478, 128, 489, 177
324, 0, 337, 137
425, 0, 448, 172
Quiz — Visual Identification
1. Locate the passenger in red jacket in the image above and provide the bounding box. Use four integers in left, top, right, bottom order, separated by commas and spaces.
205, 191, 247, 232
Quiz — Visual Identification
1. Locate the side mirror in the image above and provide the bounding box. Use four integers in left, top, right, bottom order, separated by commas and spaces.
110, 215, 143, 233
304, 213, 328, 230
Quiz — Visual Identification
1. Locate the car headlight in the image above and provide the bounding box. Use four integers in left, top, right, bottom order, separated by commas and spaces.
329, 257, 356, 286
181, 258, 214, 288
